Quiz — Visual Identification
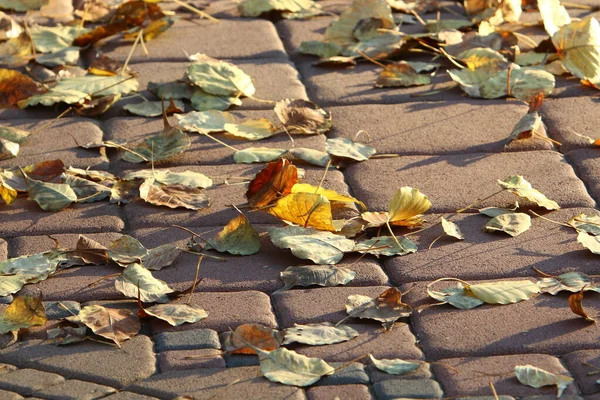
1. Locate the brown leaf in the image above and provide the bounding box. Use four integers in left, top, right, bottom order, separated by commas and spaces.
140, 180, 210, 210
223, 323, 282, 355
74, 235, 109, 265
568, 288, 596, 322
274, 99, 332, 135
0, 69, 44, 108
78, 305, 140, 346
23, 159, 65, 182
246, 159, 298, 208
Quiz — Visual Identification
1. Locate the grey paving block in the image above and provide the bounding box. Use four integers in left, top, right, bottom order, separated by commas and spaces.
373, 378, 443, 399
0, 296, 11, 304
542, 97, 600, 153
0, 336, 156, 388
122, 164, 354, 229
0, 118, 107, 170
384, 208, 600, 283
158, 349, 225, 371
275, 17, 336, 63
130, 226, 387, 294
0, 199, 125, 238
0, 389, 23, 400
0, 107, 63, 121
102, 392, 159, 400
346, 151, 595, 214
298, 61, 464, 107
433, 354, 577, 397
103, 114, 320, 170
31, 379, 116, 400
328, 100, 555, 155
316, 362, 369, 386
102, 19, 287, 63
223, 353, 260, 367
306, 384, 373, 400
155, 329, 220, 352
522, 397, 583, 400
406, 280, 600, 359
151, 290, 278, 333
567, 149, 600, 206
125, 367, 304, 399
0, 369, 64, 396
564, 349, 600, 395
42, 301, 81, 320
367, 362, 432, 382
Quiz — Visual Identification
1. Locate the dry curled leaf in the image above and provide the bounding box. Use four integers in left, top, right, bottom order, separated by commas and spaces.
498, 175, 559, 210
206, 214, 261, 255
369, 354, 421, 375
0, 69, 44, 108
78, 305, 140, 346
0, 294, 47, 335
246, 159, 298, 208
223, 323, 282, 354
514, 364, 574, 398
346, 287, 412, 330
282, 322, 359, 345
274, 99, 332, 135
568, 288, 596, 322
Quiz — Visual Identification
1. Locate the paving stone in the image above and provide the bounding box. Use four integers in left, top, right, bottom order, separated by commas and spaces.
564, 349, 600, 395
0, 389, 23, 399
586, 395, 600, 400
103, 113, 321, 170
0, 239, 6, 261
223, 353, 260, 367
456, 397, 515, 400
155, 329, 220, 351
306, 384, 373, 400
158, 349, 225, 371
346, 151, 595, 213
125, 367, 304, 399
0, 199, 125, 238
316, 362, 369, 386
0, 364, 17, 374
123, 164, 354, 229
406, 281, 600, 359
0, 369, 64, 396
522, 397, 584, 400
102, 19, 287, 63
367, 362, 432, 382
384, 208, 600, 283
432, 354, 577, 397
373, 378, 443, 399
298, 61, 464, 107
8, 233, 124, 302
131, 226, 387, 294
567, 149, 600, 205
0, 118, 107, 170
292, 324, 423, 363
151, 290, 278, 333
542, 97, 600, 153
42, 301, 81, 320
31, 379, 117, 400
328, 100, 555, 155
275, 17, 335, 63
103, 392, 159, 400
0, 336, 156, 388
0, 106, 65, 121
272, 286, 392, 328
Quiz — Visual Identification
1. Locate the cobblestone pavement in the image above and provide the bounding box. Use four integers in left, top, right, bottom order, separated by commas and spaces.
1, 0, 600, 399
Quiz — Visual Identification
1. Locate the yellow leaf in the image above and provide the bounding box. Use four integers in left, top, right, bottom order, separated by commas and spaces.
0, 295, 47, 334
269, 192, 336, 231
291, 183, 366, 210
388, 187, 431, 227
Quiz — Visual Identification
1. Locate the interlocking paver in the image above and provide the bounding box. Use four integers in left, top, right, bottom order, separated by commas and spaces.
131, 226, 387, 293
223, 353, 260, 368
0, 199, 124, 238
155, 329, 220, 352
42, 301, 81, 320
564, 349, 600, 395
0, 336, 156, 388
31, 379, 117, 400
102, 19, 288, 63
275, 17, 336, 63
346, 151, 595, 213
151, 291, 278, 333
384, 208, 599, 283
373, 378, 443, 399
103, 114, 320, 170
103, 392, 159, 400
0, 389, 23, 400
0, 118, 107, 169
125, 367, 305, 399
0, 369, 64, 396
328, 100, 554, 155
123, 164, 353, 229
406, 280, 600, 359
157, 349, 225, 371
432, 354, 577, 396
543, 97, 600, 153
567, 149, 600, 205
306, 384, 373, 400
0, 239, 6, 261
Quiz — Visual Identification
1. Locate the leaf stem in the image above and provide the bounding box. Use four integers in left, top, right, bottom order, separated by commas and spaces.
456, 190, 505, 214
171, 0, 219, 23
528, 210, 571, 228
187, 254, 203, 305
201, 132, 239, 153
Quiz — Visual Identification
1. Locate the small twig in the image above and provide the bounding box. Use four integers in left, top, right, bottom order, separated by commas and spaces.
456, 190, 505, 214
428, 234, 443, 250
357, 50, 386, 68
171, 224, 210, 243
528, 210, 571, 228
316, 159, 332, 191
122, 29, 144, 76
201, 132, 239, 153
187, 254, 203, 304
490, 382, 500, 400
30, 107, 73, 135
171, 0, 219, 23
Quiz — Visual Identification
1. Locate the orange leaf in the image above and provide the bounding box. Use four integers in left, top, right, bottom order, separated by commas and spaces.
0, 69, 45, 108
246, 159, 298, 208
568, 289, 596, 322
224, 323, 282, 355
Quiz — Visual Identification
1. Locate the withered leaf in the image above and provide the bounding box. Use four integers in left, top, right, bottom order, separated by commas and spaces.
515, 364, 574, 398
0, 69, 44, 108
121, 120, 190, 163
205, 214, 260, 255
115, 263, 174, 303
257, 347, 334, 387
282, 322, 359, 345
375, 62, 431, 88
276, 265, 356, 293
0, 294, 47, 335
274, 99, 332, 135
484, 212, 531, 237
352, 236, 417, 257
141, 303, 208, 326
223, 323, 282, 354
187, 54, 255, 97
246, 159, 298, 208
269, 192, 336, 232
569, 288, 596, 322
78, 305, 140, 346
346, 287, 412, 330
139, 179, 211, 210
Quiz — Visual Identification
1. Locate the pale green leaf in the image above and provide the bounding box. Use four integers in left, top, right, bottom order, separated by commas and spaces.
515, 364, 574, 398
426, 280, 485, 310
369, 354, 421, 375
114, 263, 174, 303
538, 272, 596, 295
326, 137, 376, 161
143, 303, 208, 326
189, 89, 242, 111
484, 213, 531, 237
121, 125, 190, 163
276, 265, 356, 292
258, 347, 335, 386
123, 100, 185, 117
108, 235, 148, 266
577, 231, 600, 255
568, 213, 600, 235
468, 279, 540, 305
0, 126, 29, 160
289, 148, 331, 167
188, 54, 255, 97
282, 322, 359, 345
122, 170, 212, 188
62, 174, 110, 203
441, 217, 464, 240
352, 236, 417, 256
26, 179, 77, 212
498, 175, 559, 210
0, 274, 40, 297
175, 110, 235, 134
233, 147, 287, 164
298, 40, 342, 58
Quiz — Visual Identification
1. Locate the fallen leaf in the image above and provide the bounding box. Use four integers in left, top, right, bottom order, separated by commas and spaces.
376, 62, 431, 87
124, 100, 185, 117
506, 112, 544, 145
325, 138, 376, 162
369, 354, 421, 375
77, 305, 141, 346
288, 148, 331, 167
26, 178, 78, 212
189, 89, 242, 111
46, 317, 87, 345
143, 244, 181, 271
0, 0, 45, 12
441, 217, 464, 240
74, 235, 109, 265
0, 294, 47, 335
324, 0, 394, 45
121, 120, 190, 163
537, 271, 596, 295
362, 186, 431, 228
0, 69, 44, 108
568, 213, 600, 235
0, 126, 29, 160
569, 288, 596, 322
246, 159, 298, 208
223, 323, 282, 354
0, 174, 17, 205
188, 54, 255, 97
234, 147, 288, 164
115, 263, 174, 303
223, 119, 276, 140
62, 174, 110, 203
291, 183, 366, 210
139, 179, 210, 210
298, 40, 342, 58
269, 225, 355, 264
206, 214, 261, 255
484, 212, 532, 237
142, 303, 208, 326
514, 364, 574, 398
269, 192, 336, 231
238, 0, 320, 18
176, 110, 236, 134
274, 99, 332, 135
123, 170, 213, 189
276, 265, 356, 292
108, 235, 148, 266
352, 236, 417, 256
257, 347, 335, 386
426, 279, 485, 310
498, 175, 559, 210
479, 203, 519, 217
346, 287, 412, 329
282, 322, 359, 345
468, 279, 540, 304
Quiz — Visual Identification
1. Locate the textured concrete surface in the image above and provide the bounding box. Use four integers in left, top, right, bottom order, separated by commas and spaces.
2, 2, 600, 398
